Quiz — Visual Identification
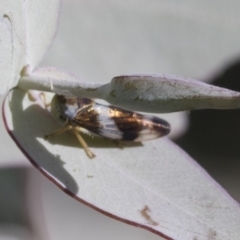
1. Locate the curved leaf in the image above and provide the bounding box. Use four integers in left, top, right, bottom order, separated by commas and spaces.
0, 0, 60, 95
19, 69, 240, 113
3, 89, 240, 240
0, 2, 27, 93
0, 19, 12, 95
24, 0, 60, 67
99, 75, 240, 112
42, 0, 240, 81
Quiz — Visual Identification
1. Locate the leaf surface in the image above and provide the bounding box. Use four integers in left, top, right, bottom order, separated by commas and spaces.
0, 0, 60, 95
3, 89, 240, 240
19, 69, 240, 113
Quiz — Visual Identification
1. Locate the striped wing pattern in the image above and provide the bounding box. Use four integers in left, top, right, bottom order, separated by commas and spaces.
71, 100, 170, 141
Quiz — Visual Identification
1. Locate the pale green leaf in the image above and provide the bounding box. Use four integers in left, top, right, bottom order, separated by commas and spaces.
0, 0, 60, 95
3, 89, 240, 240
19, 69, 240, 113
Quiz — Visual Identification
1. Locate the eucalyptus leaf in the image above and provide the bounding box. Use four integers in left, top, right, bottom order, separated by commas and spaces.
19, 69, 240, 113
3, 89, 240, 240
0, 19, 11, 95
1, 1, 240, 239
0, 0, 60, 96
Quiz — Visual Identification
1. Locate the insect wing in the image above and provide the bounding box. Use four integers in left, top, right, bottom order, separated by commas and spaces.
72, 100, 170, 142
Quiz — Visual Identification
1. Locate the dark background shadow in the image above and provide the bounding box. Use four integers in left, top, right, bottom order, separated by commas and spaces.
175, 59, 240, 202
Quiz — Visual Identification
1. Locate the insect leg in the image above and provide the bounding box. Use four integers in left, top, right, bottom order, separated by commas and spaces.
72, 127, 96, 159
27, 91, 51, 109
39, 92, 51, 108
45, 125, 95, 158
44, 125, 73, 139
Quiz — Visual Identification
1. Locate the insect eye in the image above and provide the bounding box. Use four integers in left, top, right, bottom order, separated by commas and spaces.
58, 95, 67, 104
82, 98, 92, 104
78, 98, 92, 107
59, 115, 66, 121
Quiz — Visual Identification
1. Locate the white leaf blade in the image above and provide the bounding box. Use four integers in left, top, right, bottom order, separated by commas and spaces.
0, 19, 12, 95
101, 74, 240, 112
0, 0, 60, 95
41, 1, 240, 81
3, 89, 240, 240
19, 69, 240, 113
0, 97, 29, 167
0, 2, 28, 93
25, 0, 60, 67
